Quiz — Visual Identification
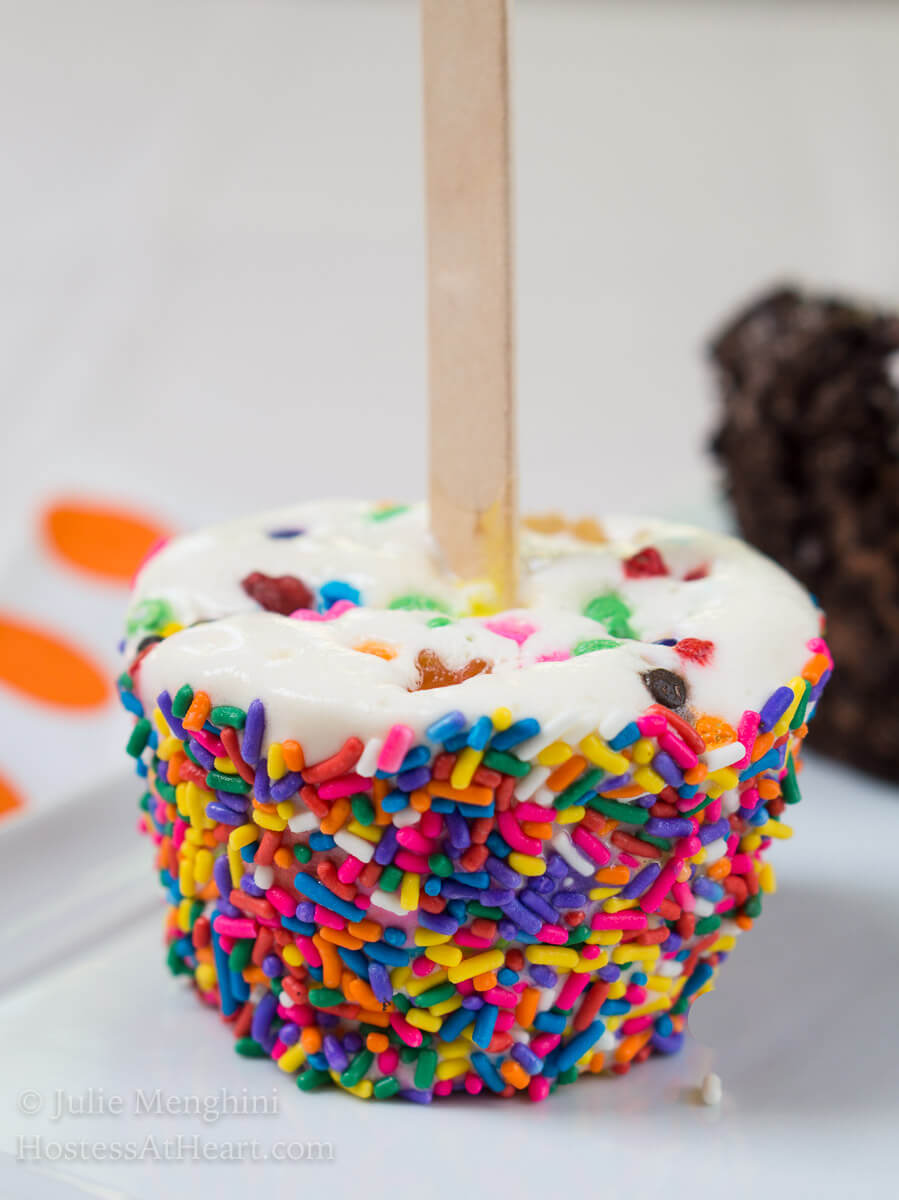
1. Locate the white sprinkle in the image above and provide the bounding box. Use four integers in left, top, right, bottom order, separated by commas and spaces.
515, 711, 579, 760
355, 736, 384, 778
702, 836, 729, 863
254, 865, 274, 890
333, 830, 375, 862
369, 888, 408, 917
701, 1072, 723, 1106
392, 806, 422, 828
531, 786, 556, 809
514, 764, 550, 801
704, 741, 746, 771
599, 708, 631, 742
551, 831, 595, 876
287, 809, 319, 834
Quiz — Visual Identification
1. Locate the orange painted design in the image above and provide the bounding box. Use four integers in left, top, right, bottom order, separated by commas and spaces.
0, 615, 110, 709
42, 499, 171, 584
695, 715, 737, 751
353, 640, 398, 661
0, 773, 25, 818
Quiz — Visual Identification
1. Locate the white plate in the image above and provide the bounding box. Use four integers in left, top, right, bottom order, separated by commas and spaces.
1, 755, 897, 1200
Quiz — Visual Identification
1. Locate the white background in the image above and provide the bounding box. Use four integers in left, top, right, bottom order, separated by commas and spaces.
1, 2, 898, 1197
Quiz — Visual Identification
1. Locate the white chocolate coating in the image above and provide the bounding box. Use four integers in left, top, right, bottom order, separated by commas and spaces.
127, 500, 820, 759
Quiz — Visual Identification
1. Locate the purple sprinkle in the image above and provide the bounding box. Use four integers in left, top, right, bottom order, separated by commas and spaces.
498, 920, 518, 940
399, 1089, 433, 1104
206, 802, 245, 825
693, 876, 722, 901
759, 685, 794, 732
511, 1043, 543, 1073
645, 817, 693, 838
279, 1023, 300, 1045
296, 901, 316, 922
499, 899, 542, 936
156, 760, 169, 784
634, 793, 656, 808
553, 891, 587, 908
418, 910, 459, 936
254, 763, 271, 804
598, 964, 621, 982
368, 961, 392, 1004
241, 874, 266, 898
652, 751, 683, 788
343, 1032, 363, 1053
599, 771, 632, 791
520, 889, 557, 924
317, 1012, 339, 1029
242, 699, 266, 766
262, 954, 282, 977
486, 856, 520, 888
530, 965, 557, 988
546, 854, 568, 879
251, 991, 277, 1044
213, 855, 233, 898
156, 690, 186, 739
270, 770, 303, 802
652, 1031, 684, 1055
479, 888, 514, 907
322, 1034, 348, 1072
374, 826, 399, 866
462, 995, 485, 1010
699, 818, 730, 845
529, 874, 554, 895
619, 862, 661, 899
661, 932, 682, 954
215, 789, 249, 813
188, 738, 216, 770
216, 899, 241, 918
397, 766, 431, 792
445, 809, 470, 851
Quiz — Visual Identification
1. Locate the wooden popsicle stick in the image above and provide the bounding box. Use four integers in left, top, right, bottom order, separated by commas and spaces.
422, 0, 518, 608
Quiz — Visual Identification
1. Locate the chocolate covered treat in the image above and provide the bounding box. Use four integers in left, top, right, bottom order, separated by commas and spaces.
711, 286, 899, 780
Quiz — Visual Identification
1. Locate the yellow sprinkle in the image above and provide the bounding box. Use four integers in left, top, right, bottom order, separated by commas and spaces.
408, 969, 447, 997
448, 949, 505, 983
758, 862, 777, 893
436, 1059, 469, 1081
611, 944, 661, 964
705, 781, 725, 800
425, 944, 463, 967
227, 846, 243, 888
267, 743, 286, 782
229, 823, 258, 849
491, 707, 513, 731
755, 820, 793, 840
451, 746, 484, 790
524, 946, 579, 968
690, 848, 707, 865
152, 707, 170, 737
195, 963, 216, 992
556, 806, 585, 825
707, 766, 739, 792
184, 827, 204, 847
632, 766, 665, 794
773, 677, 805, 736
602, 896, 638, 913
646, 975, 674, 994
193, 848, 213, 885
277, 1044, 306, 1073
627, 994, 672, 1019
405, 1009, 441, 1033
590, 930, 623, 946
157, 736, 181, 762
274, 801, 295, 821
741, 834, 763, 852
632, 738, 655, 765
605, 1016, 622, 1033
400, 872, 420, 911
414, 928, 451, 947
178, 861, 195, 898
336, 1076, 373, 1100
537, 741, 572, 767
213, 756, 237, 774
707, 935, 737, 955
346, 820, 381, 844
430, 996, 463, 1017
579, 734, 629, 775
607, 980, 627, 1000
588, 886, 620, 901
282, 944, 303, 967
174, 782, 190, 819
391, 965, 412, 991
253, 810, 287, 832
158, 621, 183, 638
177, 899, 193, 933
508, 852, 546, 876
574, 951, 608, 973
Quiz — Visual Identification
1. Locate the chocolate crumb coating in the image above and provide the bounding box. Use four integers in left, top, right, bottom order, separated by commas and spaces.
710, 286, 899, 780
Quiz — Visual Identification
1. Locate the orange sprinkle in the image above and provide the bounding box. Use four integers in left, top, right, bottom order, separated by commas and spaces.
0, 772, 25, 819
182, 690, 211, 732
346, 919, 382, 943
427, 781, 494, 807
312, 935, 342, 989
242, 967, 267, 985
751, 731, 775, 763
273, 847, 294, 870
320, 797, 351, 835
0, 615, 110, 709
473, 971, 498, 991
366, 1033, 389, 1053
735, 915, 754, 931
683, 762, 708, 786
802, 653, 830, 685
588, 1052, 605, 1074
301, 1027, 322, 1054
614, 1029, 653, 1064
319, 928, 364, 951
282, 740, 305, 772
546, 755, 587, 793
410, 789, 431, 813
521, 821, 553, 839
353, 639, 398, 661
707, 858, 731, 881
695, 715, 737, 751
357, 1009, 391, 1028
600, 784, 644, 800
42, 498, 170, 583
372, 778, 392, 826
758, 778, 780, 800
515, 986, 539, 1028
500, 1060, 530, 1090
595, 865, 631, 886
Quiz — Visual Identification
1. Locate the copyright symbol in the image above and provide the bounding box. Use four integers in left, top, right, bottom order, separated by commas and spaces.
18, 1090, 41, 1115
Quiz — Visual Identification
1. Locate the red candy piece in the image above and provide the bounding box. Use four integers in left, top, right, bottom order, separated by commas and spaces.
683, 563, 709, 581
675, 638, 715, 666
241, 571, 314, 615
623, 547, 668, 578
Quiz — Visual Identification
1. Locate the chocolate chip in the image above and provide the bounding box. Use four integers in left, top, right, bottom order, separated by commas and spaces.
241, 571, 314, 615
136, 635, 162, 653
642, 668, 687, 709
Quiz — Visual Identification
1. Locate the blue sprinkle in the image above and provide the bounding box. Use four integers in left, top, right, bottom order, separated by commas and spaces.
740, 747, 780, 780
318, 579, 361, 610
382, 790, 409, 814
383, 926, 406, 946
473, 1003, 499, 1048
398, 745, 430, 772
533, 1011, 566, 1033
439, 1007, 474, 1042
556, 1020, 605, 1072
600, 999, 630, 1015
759, 685, 794, 732
470, 1051, 505, 1094
293, 874, 361, 921
364, 941, 410, 967
443, 731, 469, 753
491, 718, 540, 751
119, 689, 144, 717
211, 932, 236, 1016
609, 722, 640, 751
308, 832, 335, 851
425, 710, 467, 743
424, 877, 442, 896
267, 528, 305, 539
467, 715, 493, 751
497, 967, 519, 986
681, 961, 714, 1000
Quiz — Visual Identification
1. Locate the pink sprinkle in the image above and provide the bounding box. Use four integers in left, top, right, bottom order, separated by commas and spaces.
572, 826, 612, 865
512, 801, 557, 823
716, 896, 737, 914
389, 1012, 423, 1047
378, 1048, 399, 1074
735, 711, 760, 768
619, 852, 640, 869
591, 911, 647, 931
536, 650, 570, 663
212, 916, 255, 939
705, 798, 722, 823
172, 818, 187, 851
484, 987, 519, 1008
396, 828, 437, 855
537, 923, 569, 945
290, 599, 357, 621
637, 714, 667, 738
270, 1039, 286, 1060
531, 1033, 561, 1057
464, 1074, 483, 1096
579, 943, 602, 960
807, 636, 833, 666
337, 857, 363, 885
420, 811, 443, 839
625, 985, 647, 1005
191, 727, 226, 757
639, 858, 683, 913
393, 850, 429, 874
377, 724, 415, 773
529, 1077, 551, 1102
497, 810, 541, 855
297, 936, 320, 967
485, 616, 537, 645
267, 887, 296, 916
454, 930, 494, 948
672, 881, 695, 912
313, 905, 345, 931
434, 1080, 453, 1097
555, 972, 590, 1010
729, 854, 755, 876
658, 729, 698, 769
318, 773, 370, 800
620, 1014, 653, 1035
495, 1010, 515, 1032
412, 957, 435, 978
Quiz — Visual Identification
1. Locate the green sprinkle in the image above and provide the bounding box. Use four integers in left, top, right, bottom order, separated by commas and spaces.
583, 592, 637, 640
678, 793, 718, 819
743, 894, 763, 919
117, 671, 133, 691
228, 940, 252, 973
483, 750, 530, 777
427, 853, 453, 877
308, 988, 345, 1008
782, 754, 801, 805
399, 1044, 418, 1064
790, 680, 811, 730
126, 718, 151, 757
166, 943, 191, 977
468, 902, 503, 919
388, 593, 449, 613
414, 1048, 438, 1089
156, 780, 176, 804
138, 792, 151, 813
564, 925, 589, 946
205, 770, 251, 794
235, 1037, 267, 1058
340, 1049, 374, 1088
427, 616, 453, 628
172, 684, 194, 719
293, 844, 312, 864
412, 982, 455, 1008
639, 833, 673, 850
210, 705, 246, 729
590, 796, 650, 824
371, 504, 409, 522
126, 596, 175, 636
393, 994, 411, 1015
351, 793, 375, 826
694, 914, 722, 936
559, 1066, 580, 1085
554, 768, 603, 811
379, 865, 403, 892
373, 1076, 400, 1099
297, 1068, 331, 1091
573, 638, 620, 656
